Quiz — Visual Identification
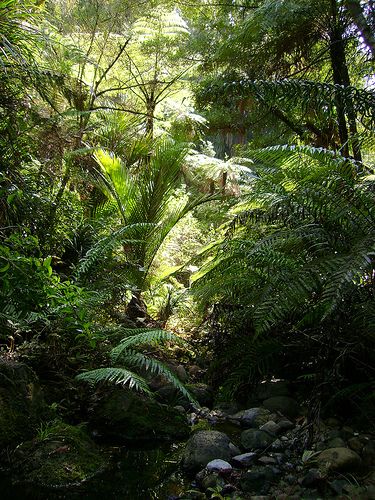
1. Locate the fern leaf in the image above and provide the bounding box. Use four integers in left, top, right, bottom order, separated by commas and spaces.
76, 367, 151, 394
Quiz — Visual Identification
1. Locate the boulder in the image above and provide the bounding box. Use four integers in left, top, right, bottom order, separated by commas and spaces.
182, 431, 237, 471
186, 384, 214, 408
92, 388, 190, 441
0, 358, 46, 448
11, 421, 106, 488
317, 447, 361, 472
241, 429, 275, 451
230, 408, 272, 428
262, 396, 299, 418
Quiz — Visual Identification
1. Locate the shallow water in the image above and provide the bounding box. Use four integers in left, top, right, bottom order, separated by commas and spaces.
0, 442, 189, 500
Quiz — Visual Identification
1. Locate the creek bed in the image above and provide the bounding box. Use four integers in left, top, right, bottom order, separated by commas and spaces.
0, 441, 189, 500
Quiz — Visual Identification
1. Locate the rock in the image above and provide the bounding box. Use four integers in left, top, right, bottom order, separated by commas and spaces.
277, 419, 295, 432
206, 459, 232, 473
363, 441, 375, 467
301, 468, 323, 488
328, 429, 341, 439
155, 384, 179, 404
241, 429, 275, 451
175, 365, 188, 382
253, 381, 291, 401
12, 421, 106, 488
260, 421, 281, 435
240, 466, 275, 494
325, 417, 341, 427
327, 437, 346, 448
182, 431, 237, 471
348, 436, 363, 454
262, 396, 299, 418
186, 384, 214, 408
317, 447, 361, 472
258, 456, 277, 465
229, 442, 241, 456
230, 408, 272, 428
0, 358, 47, 448
92, 388, 189, 441
232, 452, 257, 467
214, 402, 239, 415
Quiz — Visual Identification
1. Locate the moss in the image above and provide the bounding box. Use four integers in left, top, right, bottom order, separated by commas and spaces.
13, 420, 106, 487
94, 389, 190, 441
191, 420, 212, 433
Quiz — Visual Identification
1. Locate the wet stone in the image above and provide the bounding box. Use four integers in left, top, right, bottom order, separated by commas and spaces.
232, 452, 258, 467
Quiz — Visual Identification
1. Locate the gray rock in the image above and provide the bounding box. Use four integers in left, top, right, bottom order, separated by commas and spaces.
206, 459, 232, 473
262, 396, 299, 418
258, 456, 277, 465
277, 419, 295, 432
232, 452, 257, 467
241, 429, 275, 451
317, 447, 361, 472
260, 420, 280, 435
182, 431, 237, 471
230, 407, 272, 428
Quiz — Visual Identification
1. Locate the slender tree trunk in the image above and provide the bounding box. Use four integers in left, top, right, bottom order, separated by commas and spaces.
329, 2, 362, 162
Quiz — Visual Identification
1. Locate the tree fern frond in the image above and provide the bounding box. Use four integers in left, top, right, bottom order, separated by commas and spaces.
114, 350, 196, 403
115, 328, 188, 350
76, 367, 151, 393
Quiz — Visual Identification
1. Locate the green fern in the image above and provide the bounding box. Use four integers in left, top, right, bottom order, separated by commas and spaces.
76, 328, 196, 403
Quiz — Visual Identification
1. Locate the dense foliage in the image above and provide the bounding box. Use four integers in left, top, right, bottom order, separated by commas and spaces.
0, 0, 374, 424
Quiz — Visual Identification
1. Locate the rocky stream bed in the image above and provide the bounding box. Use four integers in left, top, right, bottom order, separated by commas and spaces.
0, 357, 374, 499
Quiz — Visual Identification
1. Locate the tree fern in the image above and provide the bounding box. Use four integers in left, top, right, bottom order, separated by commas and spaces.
193, 143, 375, 397
76, 328, 196, 403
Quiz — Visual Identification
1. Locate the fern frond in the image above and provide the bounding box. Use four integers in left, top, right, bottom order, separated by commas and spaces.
76, 367, 151, 393
114, 350, 196, 403
115, 328, 188, 350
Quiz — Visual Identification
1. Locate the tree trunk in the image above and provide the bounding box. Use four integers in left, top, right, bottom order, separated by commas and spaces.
329, 2, 362, 162
344, 0, 375, 59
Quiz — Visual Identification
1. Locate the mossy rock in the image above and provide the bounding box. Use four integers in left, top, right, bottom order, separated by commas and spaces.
0, 357, 47, 448
93, 388, 190, 441
12, 421, 106, 488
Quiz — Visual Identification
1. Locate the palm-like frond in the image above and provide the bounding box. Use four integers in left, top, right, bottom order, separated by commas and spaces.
91, 136, 215, 290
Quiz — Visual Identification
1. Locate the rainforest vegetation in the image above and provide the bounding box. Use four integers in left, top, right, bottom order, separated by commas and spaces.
0, 0, 374, 498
